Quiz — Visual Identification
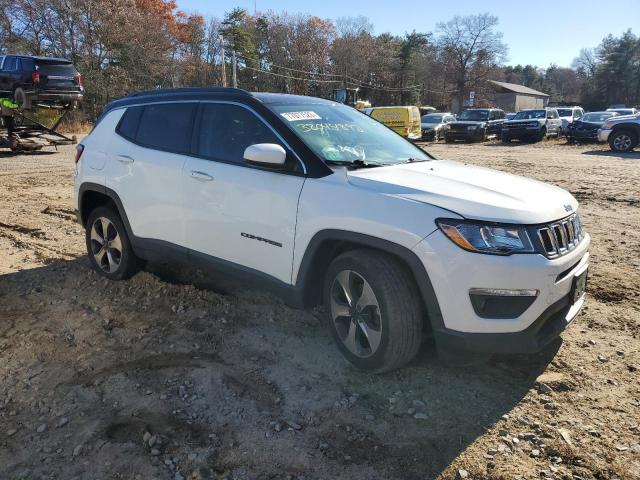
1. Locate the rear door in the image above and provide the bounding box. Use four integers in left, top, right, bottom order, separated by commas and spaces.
182, 102, 305, 284
106, 102, 197, 250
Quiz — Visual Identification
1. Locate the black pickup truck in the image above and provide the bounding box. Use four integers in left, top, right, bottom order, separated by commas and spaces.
0, 55, 84, 110
444, 108, 506, 143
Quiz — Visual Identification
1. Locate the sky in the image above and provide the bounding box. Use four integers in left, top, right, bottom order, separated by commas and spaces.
178, 0, 640, 68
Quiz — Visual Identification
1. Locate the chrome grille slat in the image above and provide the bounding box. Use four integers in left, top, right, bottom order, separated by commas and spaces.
536, 213, 583, 258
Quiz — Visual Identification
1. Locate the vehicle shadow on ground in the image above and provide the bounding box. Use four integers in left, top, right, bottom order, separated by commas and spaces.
1, 258, 560, 479
582, 149, 640, 159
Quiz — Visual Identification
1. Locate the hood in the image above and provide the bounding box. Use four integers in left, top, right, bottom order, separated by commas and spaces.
421, 123, 442, 129
346, 160, 578, 224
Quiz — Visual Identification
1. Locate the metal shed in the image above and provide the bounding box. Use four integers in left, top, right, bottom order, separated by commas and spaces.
489, 80, 550, 112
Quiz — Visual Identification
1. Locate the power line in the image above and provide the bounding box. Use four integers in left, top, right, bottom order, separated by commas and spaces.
241, 60, 423, 92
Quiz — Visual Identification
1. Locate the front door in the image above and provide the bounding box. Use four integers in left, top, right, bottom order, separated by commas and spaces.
182, 102, 306, 284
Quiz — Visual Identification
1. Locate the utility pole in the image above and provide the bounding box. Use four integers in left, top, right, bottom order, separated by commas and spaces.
232, 50, 238, 88
219, 35, 227, 87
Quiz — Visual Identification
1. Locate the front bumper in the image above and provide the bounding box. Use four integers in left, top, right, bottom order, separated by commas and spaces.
502, 126, 541, 140
413, 229, 590, 353
446, 129, 484, 141
598, 128, 612, 142
567, 130, 598, 141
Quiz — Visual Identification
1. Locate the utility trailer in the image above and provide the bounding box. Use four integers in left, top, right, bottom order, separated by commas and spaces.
0, 104, 76, 153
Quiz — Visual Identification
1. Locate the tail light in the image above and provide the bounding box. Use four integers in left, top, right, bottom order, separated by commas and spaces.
74, 72, 84, 87
31, 71, 40, 84
75, 144, 84, 164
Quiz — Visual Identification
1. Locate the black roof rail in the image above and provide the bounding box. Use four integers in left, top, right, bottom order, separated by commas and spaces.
126, 87, 251, 98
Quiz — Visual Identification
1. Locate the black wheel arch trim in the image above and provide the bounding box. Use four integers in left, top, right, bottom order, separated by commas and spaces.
295, 229, 446, 332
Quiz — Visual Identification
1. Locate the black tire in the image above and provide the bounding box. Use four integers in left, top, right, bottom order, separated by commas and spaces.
609, 129, 638, 152
323, 249, 423, 373
537, 127, 547, 142
445, 136, 454, 143
85, 206, 141, 280
13, 87, 32, 110
501, 134, 511, 143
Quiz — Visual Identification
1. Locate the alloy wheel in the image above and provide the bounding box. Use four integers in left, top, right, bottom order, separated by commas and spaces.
613, 134, 632, 151
90, 217, 122, 273
329, 270, 382, 358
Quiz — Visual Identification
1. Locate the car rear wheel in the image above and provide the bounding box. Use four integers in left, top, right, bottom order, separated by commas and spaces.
323, 249, 424, 373
609, 130, 638, 152
85, 206, 141, 280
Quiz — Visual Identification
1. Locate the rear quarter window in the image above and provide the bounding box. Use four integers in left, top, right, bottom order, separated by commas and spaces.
116, 106, 143, 141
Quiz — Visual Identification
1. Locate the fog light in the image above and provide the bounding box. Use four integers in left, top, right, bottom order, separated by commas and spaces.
469, 288, 539, 319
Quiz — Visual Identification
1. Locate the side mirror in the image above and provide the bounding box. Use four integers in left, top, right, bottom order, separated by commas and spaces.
243, 143, 287, 168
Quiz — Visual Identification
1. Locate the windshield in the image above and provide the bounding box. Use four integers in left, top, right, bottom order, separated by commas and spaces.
581, 112, 615, 122
422, 114, 443, 123
557, 109, 573, 117
513, 110, 545, 120
457, 110, 488, 121
269, 102, 430, 166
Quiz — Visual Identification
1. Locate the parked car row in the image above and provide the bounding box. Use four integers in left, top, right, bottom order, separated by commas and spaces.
413, 105, 639, 152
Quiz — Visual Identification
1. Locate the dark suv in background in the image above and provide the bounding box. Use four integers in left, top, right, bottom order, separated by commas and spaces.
445, 108, 506, 142
0, 54, 84, 109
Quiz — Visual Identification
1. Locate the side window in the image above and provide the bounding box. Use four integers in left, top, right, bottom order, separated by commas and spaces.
0, 56, 4, 69
195, 103, 284, 166
116, 106, 143, 141
2, 56, 17, 71
135, 103, 196, 153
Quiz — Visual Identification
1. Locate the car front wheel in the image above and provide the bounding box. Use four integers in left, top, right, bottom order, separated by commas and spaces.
609, 130, 638, 152
323, 249, 423, 373
85, 206, 141, 280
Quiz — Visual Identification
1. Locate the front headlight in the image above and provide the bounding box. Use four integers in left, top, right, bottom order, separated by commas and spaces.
603, 119, 616, 129
437, 219, 535, 255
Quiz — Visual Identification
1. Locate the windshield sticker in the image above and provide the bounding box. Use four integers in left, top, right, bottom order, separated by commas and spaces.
281, 111, 322, 122
297, 123, 365, 135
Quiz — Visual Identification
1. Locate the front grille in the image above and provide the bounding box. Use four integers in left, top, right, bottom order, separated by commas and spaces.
536, 214, 583, 258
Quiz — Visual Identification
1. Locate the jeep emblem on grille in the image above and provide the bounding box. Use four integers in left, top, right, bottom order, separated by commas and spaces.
564, 204, 573, 212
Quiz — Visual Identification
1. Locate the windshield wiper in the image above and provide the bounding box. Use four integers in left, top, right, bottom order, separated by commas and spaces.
398, 157, 429, 164
325, 159, 385, 169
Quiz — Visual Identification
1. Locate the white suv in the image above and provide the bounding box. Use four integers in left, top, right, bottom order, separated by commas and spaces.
74, 88, 590, 372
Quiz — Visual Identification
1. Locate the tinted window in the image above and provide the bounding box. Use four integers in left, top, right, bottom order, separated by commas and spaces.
136, 103, 196, 153
2, 56, 17, 71
116, 106, 143, 141
458, 110, 489, 121
196, 103, 282, 165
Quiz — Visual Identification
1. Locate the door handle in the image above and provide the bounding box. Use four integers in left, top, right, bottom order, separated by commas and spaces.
115, 154, 134, 164
190, 170, 214, 181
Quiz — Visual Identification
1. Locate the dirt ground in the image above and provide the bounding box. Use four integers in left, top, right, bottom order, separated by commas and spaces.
0, 138, 639, 480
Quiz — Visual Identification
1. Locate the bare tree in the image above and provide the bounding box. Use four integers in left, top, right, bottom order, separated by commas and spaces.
436, 13, 507, 111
